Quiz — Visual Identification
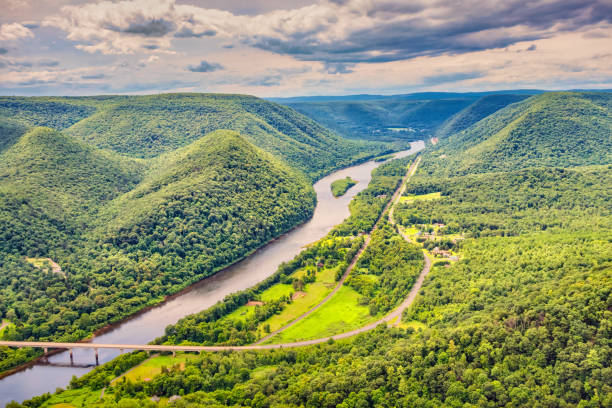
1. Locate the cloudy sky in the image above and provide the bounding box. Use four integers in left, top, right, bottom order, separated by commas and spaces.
1, 0, 611, 96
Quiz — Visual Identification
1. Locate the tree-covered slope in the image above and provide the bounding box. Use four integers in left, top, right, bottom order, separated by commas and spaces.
91, 129, 315, 270
426, 92, 612, 175
0, 97, 99, 130
0, 127, 144, 256
0, 127, 317, 373
435, 94, 529, 139
0, 118, 29, 154
60, 93, 382, 179
286, 98, 474, 141
0, 94, 389, 180
396, 165, 612, 238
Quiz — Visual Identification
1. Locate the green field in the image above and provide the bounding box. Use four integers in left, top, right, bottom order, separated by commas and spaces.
400, 191, 441, 202
257, 267, 338, 333
42, 387, 101, 408
221, 266, 339, 335
268, 285, 373, 343
121, 354, 193, 383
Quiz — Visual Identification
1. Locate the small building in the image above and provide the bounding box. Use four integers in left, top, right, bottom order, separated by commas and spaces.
432, 247, 452, 258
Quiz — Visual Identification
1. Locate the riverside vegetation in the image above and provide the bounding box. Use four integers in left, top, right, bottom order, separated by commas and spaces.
330, 177, 357, 197
4, 91, 612, 408
0, 94, 392, 374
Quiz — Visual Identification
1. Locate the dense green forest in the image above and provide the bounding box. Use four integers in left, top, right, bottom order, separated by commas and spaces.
19, 91, 612, 408
0, 94, 390, 180
424, 92, 612, 176
394, 166, 612, 237
156, 155, 417, 346
434, 94, 529, 139
285, 98, 475, 141
30, 232, 609, 407
0, 93, 397, 374
0, 127, 315, 372
330, 177, 357, 197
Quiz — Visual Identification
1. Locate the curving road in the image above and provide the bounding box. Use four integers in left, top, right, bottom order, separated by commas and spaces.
0, 155, 431, 354
255, 155, 420, 344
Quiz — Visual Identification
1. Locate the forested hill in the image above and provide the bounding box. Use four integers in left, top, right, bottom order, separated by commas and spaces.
285, 98, 474, 141
0, 126, 316, 373
27, 91, 611, 407
0, 94, 389, 180
0, 118, 29, 153
434, 94, 530, 139
424, 92, 612, 176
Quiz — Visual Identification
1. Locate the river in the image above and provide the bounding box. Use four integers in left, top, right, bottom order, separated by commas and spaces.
0, 141, 424, 406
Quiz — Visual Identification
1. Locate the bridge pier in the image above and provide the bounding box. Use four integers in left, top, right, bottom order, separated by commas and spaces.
172, 351, 176, 358
119, 348, 123, 355
94, 348, 99, 365
69, 348, 73, 364
43, 347, 48, 354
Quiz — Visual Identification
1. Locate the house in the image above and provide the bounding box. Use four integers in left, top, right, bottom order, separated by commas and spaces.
431, 247, 452, 258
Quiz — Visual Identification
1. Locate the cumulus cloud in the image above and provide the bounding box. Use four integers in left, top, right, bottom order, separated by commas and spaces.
187, 60, 223, 72
43, 0, 176, 54
43, 0, 612, 62
323, 62, 355, 74
0, 22, 34, 41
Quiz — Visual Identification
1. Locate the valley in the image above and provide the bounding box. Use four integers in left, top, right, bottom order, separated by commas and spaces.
0, 91, 610, 408
2, 1, 611, 406
0, 124, 423, 404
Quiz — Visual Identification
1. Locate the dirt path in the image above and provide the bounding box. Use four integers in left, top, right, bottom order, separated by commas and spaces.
256, 155, 424, 344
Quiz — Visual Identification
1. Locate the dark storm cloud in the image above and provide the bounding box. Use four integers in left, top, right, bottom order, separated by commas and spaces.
122, 19, 175, 36
322, 62, 355, 74
81, 73, 105, 79
187, 60, 224, 72
244, 0, 612, 63
174, 27, 216, 38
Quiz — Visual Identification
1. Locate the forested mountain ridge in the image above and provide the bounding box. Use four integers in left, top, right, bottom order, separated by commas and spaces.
0, 118, 30, 154
0, 126, 317, 373
0, 127, 145, 257
285, 98, 474, 141
425, 92, 612, 175
434, 94, 530, 139
90, 129, 315, 268
0, 94, 389, 180
0, 96, 100, 130
27, 91, 612, 408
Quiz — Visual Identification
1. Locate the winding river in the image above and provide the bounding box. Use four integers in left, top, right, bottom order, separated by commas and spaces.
0, 141, 424, 406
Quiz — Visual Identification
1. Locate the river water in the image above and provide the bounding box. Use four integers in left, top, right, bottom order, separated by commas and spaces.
0, 141, 424, 406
